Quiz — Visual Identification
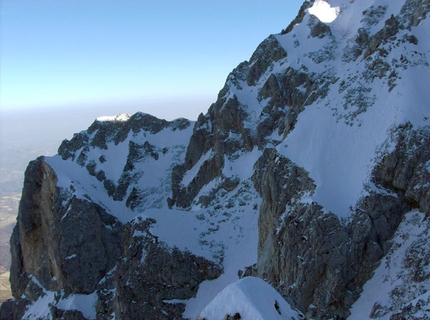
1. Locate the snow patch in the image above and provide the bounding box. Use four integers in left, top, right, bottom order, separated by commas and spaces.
223, 148, 262, 180
56, 293, 98, 319
308, 0, 340, 23
181, 150, 212, 186
96, 113, 130, 122
23, 286, 97, 319
141, 208, 216, 262
198, 277, 303, 320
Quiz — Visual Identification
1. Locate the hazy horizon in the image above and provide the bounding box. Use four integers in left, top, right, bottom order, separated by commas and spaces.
0, 0, 304, 190
0, 94, 217, 196
1, 0, 303, 113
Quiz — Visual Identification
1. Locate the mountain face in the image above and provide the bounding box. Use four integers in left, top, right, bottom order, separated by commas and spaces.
2, 0, 430, 319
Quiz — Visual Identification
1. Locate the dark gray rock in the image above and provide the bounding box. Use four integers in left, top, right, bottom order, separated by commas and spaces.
172, 155, 225, 208
362, 5, 389, 27
8, 157, 123, 301
281, 0, 314, 35
0, 298, 29, 320
183, 113, 213, 170
400, 0, 430, 28
246, 35, 288, 86
171, 95, 253, 208
113, 216, 222, 319
373, 124, 430, 216
364, 14, 400, 58
55, 197, 123, 294
309, 17, 332, 39
58, 132, 90, 161
0, 300, 14, 320
251, 144, 419, 319
50, 307, 86, 320
256, 67, 326, 144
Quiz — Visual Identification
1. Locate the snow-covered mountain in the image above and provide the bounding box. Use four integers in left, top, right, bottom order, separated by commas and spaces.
1, 0, 430, 319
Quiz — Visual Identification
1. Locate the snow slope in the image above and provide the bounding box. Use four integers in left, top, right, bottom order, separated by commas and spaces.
198, 277, 304, 320
23, 277, 98, 319
46, 114, 194, 223
224, 0, 430, 218
41, 116, 265, 318
308, 0, 340, 23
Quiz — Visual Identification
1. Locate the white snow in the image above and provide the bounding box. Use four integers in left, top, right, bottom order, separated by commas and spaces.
23, 276, 97, 319
198, 277, 303, 320
308, 0, 340, 23
90, 139, 130, 182
270, 0, 430, 218
276, 95, 399, 218
144, 176, 261, 319
223, 148, 261, 180
181, 150, 212, 186
56, 293, 98, 319
46, 155, 137, 223
65, 253, 77, 260
139, 208, 217, 262
96, 113, 130, 122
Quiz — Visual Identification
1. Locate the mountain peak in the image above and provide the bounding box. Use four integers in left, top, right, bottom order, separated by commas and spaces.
2, 0, 430, 319
96, 113, 131, 122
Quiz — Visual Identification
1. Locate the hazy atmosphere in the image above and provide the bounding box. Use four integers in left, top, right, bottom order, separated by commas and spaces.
0, 0, 303, 202
1, 0, 302, 116
0, 0, 303, 189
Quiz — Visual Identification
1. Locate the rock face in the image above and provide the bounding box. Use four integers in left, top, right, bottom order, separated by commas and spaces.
2, 0, 430, 319
6, 157, 123, 319
252, 144, 418, 318
114, 217, 222, 319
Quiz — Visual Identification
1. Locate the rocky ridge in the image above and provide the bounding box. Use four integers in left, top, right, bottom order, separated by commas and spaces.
2, 0, 430, 319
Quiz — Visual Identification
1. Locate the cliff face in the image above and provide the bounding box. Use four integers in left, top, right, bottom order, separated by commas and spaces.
11, 157, 122, 297
5, 158, 123, 319
252, 126, 430, 318
2, 0, 430, 319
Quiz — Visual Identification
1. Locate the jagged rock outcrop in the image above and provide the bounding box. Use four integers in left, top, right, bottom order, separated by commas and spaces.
252, 123, 430, 318
13, 158, 122, 295
281, 0, 314, 35
2, 0, 430, 319
114, 217, 222, 319
170, 32, 333, 210
5, 157, 123, 318
373, 123, 430, 216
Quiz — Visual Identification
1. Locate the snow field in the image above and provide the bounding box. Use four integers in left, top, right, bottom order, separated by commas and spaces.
23, 277, 98, 319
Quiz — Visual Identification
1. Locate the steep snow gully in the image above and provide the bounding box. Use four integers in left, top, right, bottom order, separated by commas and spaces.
1, 0, 430, 319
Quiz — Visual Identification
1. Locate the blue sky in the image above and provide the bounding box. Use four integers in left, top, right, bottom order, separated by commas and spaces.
1, 0, 303, 119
